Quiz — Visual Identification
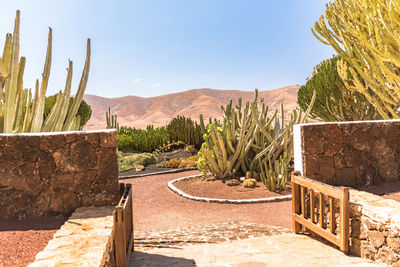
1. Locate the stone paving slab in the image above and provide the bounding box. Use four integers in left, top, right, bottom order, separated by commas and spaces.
131, 234, 382, 267
131, 222, 382, 266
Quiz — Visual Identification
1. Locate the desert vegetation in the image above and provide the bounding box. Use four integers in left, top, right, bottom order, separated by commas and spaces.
0, 11, 91, 133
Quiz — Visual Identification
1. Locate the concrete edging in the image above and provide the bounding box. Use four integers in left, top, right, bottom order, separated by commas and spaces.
167, 175, 292, 204
119, 167, 198, 179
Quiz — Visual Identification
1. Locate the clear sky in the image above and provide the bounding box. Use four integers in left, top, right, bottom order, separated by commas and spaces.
0, 0, 334, 98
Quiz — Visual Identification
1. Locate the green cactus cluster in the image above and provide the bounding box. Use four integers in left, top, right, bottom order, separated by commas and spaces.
312, 0, 400, 120
106, 107, 119, 131
166, 115, 203, 149
117, 115, 205, 153
118, 125, 170, 152
0, 11, 90, 133
298, 55, 380, 122
198, 89, 315, 191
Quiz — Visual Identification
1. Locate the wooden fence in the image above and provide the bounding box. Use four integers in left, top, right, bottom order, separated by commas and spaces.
114, 183, 133, 267
292, 173, 350, 253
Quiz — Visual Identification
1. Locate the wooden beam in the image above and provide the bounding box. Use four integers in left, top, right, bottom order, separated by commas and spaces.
292, 175, 343, 199
294, 214, 340, 247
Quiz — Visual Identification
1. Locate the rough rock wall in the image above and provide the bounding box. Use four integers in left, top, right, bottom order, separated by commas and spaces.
0, 130, 119, 219
294, 120, 400, 187
349, 190, 400, 266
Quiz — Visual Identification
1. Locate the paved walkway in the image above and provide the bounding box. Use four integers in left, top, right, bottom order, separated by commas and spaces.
130, 232, 380, 267
124, 171, 380, 266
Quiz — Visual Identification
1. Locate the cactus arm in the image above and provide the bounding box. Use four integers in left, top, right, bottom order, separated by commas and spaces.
3, 11, 20, 133
53, 60, 73, 131
30, 28, 52, 132
63, 39, 90, 130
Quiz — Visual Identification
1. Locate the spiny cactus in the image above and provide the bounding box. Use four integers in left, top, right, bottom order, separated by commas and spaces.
298, 55, 380, 121
198, 89, 316, 191
106, 107, 119, 131
0, 10, 90, 133
312, 0, 400, 119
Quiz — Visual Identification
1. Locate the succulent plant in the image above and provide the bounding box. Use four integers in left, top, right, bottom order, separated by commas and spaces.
312, 0, 400, 119
198, 89, 315, 192
0, 10, 91, 133
106, 107, 119, 131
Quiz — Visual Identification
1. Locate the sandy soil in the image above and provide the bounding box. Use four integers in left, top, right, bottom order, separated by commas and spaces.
173, 176, 291, 200
0, 217, 66, 267
122, 170, 292, 231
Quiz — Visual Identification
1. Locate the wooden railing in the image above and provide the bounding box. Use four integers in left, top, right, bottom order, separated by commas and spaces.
292, 173, 350, 253
114, 183, 133, 267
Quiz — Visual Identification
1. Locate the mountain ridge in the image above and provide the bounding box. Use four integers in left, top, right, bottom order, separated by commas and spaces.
83, 85, 300, 129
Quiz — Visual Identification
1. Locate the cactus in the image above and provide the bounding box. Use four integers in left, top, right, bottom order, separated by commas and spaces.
298, 55, 380, 121
198, 89, 316, 191
312, 0, 400, 119
106, 107, 119, 131
0, 10, 90, 133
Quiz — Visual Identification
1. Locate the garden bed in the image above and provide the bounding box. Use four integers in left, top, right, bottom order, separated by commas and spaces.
172, 176, 291, 200
0, 217, 66, 267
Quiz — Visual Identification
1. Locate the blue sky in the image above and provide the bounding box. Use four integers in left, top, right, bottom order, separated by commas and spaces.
0, 0, 334, 98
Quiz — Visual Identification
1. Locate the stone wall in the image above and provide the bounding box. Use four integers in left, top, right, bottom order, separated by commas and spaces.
294, 120, 400, 265
29, 206, 115, 267
294, 120, 400, 187
349, 190, 400, 266
0, 129, 119, 219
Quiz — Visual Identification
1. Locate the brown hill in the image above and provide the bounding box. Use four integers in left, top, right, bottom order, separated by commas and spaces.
83, 85, 300, 130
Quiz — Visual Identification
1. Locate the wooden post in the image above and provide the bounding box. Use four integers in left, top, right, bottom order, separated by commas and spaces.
114, 207, 126, 267
309, 189, 315, 223
340, 187, 350, 253
319, 193, 325, 228
292, 182, 301, 233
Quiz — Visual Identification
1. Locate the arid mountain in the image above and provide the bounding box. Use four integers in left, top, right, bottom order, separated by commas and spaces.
83, 85, 300, 130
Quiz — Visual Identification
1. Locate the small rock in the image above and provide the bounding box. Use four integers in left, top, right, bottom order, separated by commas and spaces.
226, 179, 240, 186
243, 179, 257, 188
135, 165, 145, 172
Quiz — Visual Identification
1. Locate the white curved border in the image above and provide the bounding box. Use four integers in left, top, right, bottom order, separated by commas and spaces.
168, 175, 292, 204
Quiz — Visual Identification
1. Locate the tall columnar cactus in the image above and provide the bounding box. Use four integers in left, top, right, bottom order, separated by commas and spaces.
312, 0, 400, 119
198, 89, 316, 191
298, 55, 380, 121
106, 107, 119, 131
0, 10, 91, 133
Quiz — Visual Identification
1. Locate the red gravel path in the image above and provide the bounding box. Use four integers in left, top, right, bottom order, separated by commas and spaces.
0, 217, 65, 267
122, 170, 292, 231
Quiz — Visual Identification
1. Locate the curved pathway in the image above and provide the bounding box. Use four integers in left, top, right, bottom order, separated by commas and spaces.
121, 170, 292, 231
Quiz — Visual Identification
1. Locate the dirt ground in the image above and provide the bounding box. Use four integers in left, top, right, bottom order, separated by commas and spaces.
173, 176, 291, 200
121, 170, 292, 231
0, 217, 66, 267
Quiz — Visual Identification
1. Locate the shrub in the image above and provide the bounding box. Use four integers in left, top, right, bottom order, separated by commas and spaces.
178, 156, 198, 168
298, 55, 380, 121
118, 152, 157, 172
165, 158, 183, 168
117, 134, 133, 151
